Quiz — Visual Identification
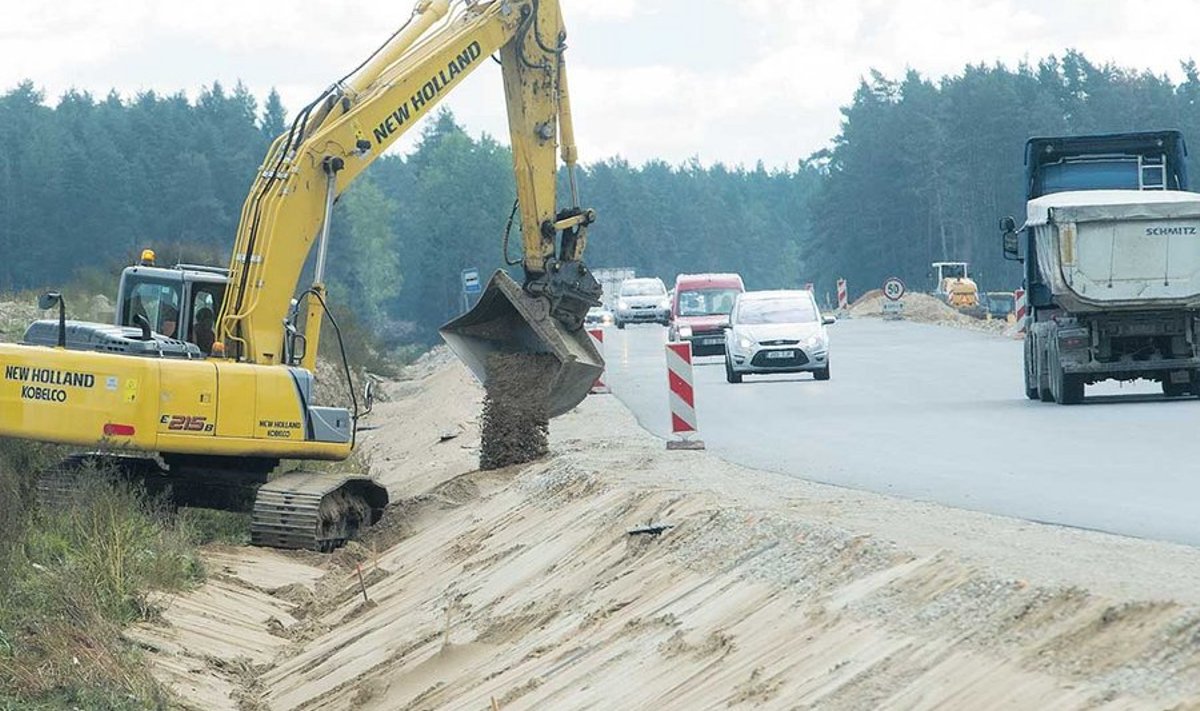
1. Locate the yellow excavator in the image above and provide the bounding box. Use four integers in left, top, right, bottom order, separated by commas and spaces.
0, 0, 602, 550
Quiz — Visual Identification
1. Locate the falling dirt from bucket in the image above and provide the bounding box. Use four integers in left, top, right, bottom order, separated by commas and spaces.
480, 353, 557, 470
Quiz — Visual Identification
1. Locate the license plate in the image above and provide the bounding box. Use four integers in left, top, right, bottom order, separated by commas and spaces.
702, 338, 723, 346
766, 350, 794, 359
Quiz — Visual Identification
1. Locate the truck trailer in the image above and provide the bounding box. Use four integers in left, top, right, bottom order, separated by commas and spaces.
1001, 130, 1200, 404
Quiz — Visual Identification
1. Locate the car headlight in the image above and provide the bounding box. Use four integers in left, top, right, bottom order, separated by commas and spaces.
659, 298, 670, 309
618, 300, 628, 310
738, 336, 754, 350
678, 325, 693, 339
805, 334, 825, 349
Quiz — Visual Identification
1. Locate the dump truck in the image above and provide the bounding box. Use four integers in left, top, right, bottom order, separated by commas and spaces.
1001, 130, 1200, 404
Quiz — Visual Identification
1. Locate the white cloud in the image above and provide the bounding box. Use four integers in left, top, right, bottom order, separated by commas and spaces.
567, 0, 641, 22
2, 0, 1200, 167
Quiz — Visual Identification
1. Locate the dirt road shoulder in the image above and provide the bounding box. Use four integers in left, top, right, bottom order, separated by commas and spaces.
135, 359, 1200, 709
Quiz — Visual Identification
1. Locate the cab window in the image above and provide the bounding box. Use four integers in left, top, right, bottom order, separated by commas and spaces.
190, 285, 224, 354
122, 279, 182, 339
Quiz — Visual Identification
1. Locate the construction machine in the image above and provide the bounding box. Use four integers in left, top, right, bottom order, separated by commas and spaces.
0, 0, 602, 550
931, 261, 979, 308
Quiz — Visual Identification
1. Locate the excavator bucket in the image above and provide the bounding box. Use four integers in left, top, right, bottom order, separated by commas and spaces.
440, 270, 603, 418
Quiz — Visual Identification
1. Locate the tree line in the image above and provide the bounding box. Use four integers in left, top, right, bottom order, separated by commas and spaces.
3, 50, 1200, 343
808, 51, 1200, 299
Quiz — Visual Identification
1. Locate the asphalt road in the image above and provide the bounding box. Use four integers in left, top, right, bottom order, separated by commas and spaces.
602, 319, 1200, 547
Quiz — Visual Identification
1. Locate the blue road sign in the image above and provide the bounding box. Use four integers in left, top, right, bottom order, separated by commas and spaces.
462, 268, 482, 295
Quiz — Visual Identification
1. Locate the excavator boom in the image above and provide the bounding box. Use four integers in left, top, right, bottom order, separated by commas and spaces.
218, 0, 601, 377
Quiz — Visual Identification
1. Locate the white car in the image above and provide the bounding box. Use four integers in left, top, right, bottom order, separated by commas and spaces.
614, 277, 670, 328
724, 290, 835, 383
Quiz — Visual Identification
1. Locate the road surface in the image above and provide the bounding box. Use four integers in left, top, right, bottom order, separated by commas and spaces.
602, 319, 1200, 546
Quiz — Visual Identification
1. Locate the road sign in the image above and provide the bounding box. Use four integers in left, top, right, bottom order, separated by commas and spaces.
665, 340, 704, 450
882, 300, 905, 320
588, 328, 609, 394
1014, 287, 1027, 335
462, 268, 481, 295
883, 276, 906, 301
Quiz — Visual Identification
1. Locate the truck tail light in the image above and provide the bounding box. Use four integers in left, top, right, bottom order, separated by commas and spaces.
103, 423, 136, 437
1058, 333, 1089, 350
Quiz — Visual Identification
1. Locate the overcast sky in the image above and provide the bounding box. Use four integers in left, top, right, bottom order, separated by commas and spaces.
4, 0, 1198, 167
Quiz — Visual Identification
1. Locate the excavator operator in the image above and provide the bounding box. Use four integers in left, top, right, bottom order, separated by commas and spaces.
193, 307, 216, 354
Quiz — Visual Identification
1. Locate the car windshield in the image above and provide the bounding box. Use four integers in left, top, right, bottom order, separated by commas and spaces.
621, 281, 664, 297
678, 288, 739, 316
737, 298, 817, 325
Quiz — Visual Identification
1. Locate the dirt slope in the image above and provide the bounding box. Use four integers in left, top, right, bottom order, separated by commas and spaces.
133, 356, 1200, 710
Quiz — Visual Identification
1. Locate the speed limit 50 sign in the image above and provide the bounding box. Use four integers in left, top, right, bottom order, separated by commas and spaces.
883, 277, 906, 301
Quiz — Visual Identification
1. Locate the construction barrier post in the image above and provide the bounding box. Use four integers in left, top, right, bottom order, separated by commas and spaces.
665, 341, 704, 450
836, 278, 848, 310
1015, 287, 1027, 335
588, 328, 609, 394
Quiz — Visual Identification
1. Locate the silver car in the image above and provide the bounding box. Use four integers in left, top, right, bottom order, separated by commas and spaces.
724, 290, 834, 383
615, 277, 670, 328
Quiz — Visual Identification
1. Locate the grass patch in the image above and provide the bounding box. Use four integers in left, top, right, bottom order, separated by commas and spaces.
0, 440, 205, 709
178, 508, 251, 546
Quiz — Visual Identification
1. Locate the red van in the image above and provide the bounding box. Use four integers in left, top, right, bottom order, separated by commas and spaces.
669, 273, 745, 355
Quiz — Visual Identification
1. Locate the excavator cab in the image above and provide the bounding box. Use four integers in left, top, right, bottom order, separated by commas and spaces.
115, 253, 228, 354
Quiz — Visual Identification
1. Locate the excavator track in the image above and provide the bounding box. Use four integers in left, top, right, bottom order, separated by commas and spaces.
251, 472, 387, 551
38, 454, 387, 552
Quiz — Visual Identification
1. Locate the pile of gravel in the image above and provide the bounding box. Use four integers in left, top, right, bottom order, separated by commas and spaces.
850, 292, 1006, 333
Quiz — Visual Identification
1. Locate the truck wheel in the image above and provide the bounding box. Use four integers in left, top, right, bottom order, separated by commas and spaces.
724, 355, 742, 384
1036, 338, 1054, 402
1023, 337, 1039, 400
1048, 342, 1084, 405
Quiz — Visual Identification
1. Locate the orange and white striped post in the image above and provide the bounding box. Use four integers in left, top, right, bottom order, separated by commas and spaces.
588, 327, 609, 394
836, 278, 848, 310
665, 341, 704, 450
1015, 288, 1028, 335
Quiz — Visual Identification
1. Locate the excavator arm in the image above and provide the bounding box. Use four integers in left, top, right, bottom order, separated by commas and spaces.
217, 0, 601, 380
